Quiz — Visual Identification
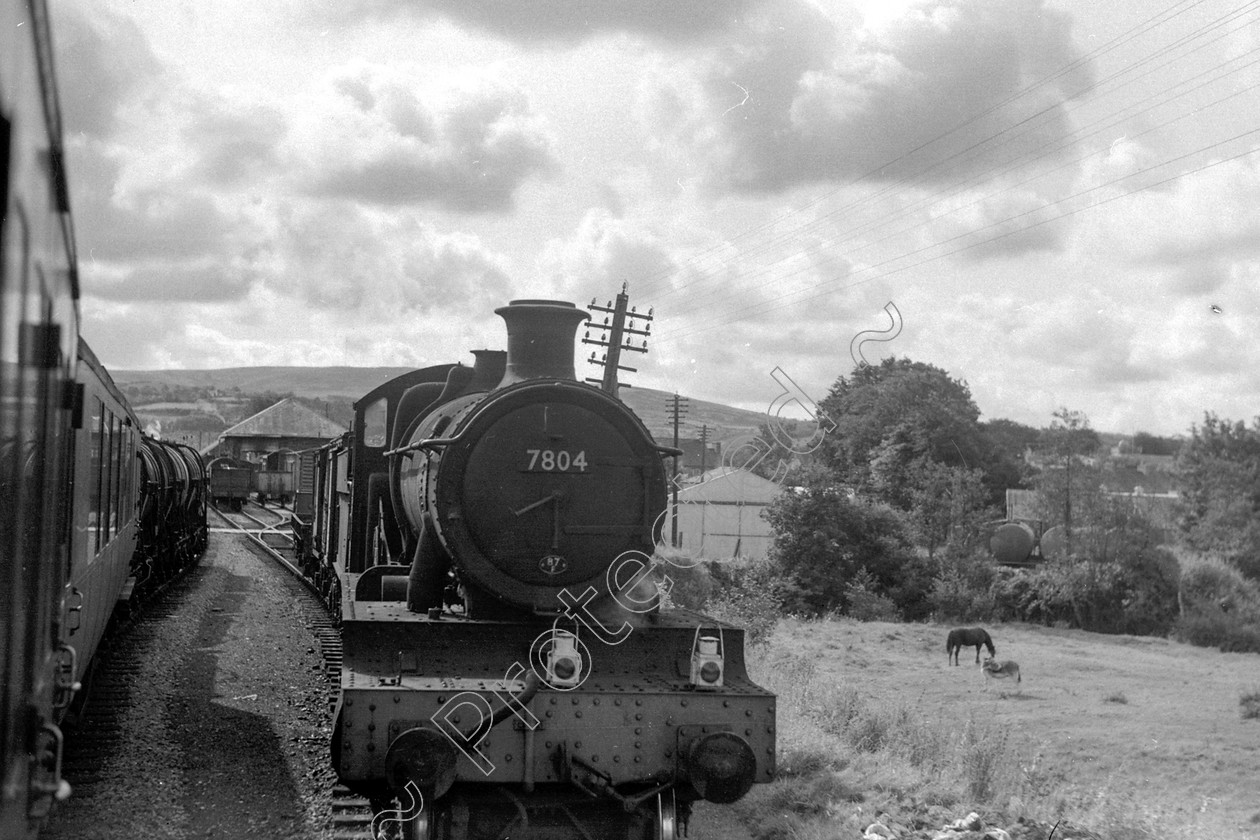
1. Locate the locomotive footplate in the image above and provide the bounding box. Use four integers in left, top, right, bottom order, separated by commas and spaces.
334, 606, 776, 807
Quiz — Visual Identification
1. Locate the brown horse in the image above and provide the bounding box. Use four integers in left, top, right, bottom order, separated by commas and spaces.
947, 627, 995, 666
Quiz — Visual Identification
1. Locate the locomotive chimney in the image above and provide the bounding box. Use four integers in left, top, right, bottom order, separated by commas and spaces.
495, 299, 590, 387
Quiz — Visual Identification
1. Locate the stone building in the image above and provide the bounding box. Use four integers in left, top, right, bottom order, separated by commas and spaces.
205, 397, 346, 464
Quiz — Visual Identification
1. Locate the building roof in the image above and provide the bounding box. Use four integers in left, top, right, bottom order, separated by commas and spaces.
219, 397, 347, 440
679, 467, 784, 503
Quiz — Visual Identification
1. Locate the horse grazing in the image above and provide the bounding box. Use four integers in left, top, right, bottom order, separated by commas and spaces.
947, 627, 995, 666
982, 657, 1021, 689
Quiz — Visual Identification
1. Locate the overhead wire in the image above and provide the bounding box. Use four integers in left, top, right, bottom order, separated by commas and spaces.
630, 0, 1260, 346
631, 0, 1218, 307
663, 0, 1260, 320
658, 123, 1260, 339
686, 25, 1260, 312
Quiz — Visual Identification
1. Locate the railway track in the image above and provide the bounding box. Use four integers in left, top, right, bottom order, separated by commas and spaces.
209, 503, 374, 840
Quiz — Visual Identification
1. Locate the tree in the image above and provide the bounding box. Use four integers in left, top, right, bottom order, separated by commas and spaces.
1133, 431, 1182, 457
1031, 408, 1103, 552
984, 418, 1042, 461
980, 418, 1040, 491
904, 459, 995, 559
746, 420, 810, 485
1176, 413, 1260, 574
764, 469, 918, 616
818, 358, 990, 504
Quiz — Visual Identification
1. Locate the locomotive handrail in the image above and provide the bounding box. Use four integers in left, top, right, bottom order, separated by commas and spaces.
386, 429, 684, 460
382, 436, 460, 458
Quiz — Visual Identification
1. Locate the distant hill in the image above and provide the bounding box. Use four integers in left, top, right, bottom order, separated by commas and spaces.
110, 366, 417, 399
110, 367, 770, 444
617, 387, 766, 442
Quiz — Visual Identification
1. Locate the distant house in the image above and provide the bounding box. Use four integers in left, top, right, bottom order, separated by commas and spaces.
205, 397, 347, 463
1004, 486, 1180, 531
663, 467, 782, 560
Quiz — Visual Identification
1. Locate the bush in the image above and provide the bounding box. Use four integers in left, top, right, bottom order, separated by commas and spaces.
991, 567, 1044, 623
655, 552, 715, 610
1175, 608, 1260, 654
1180, 555, 1260, 622
704, 557, 785, 647
1241, 688, 1260, 720
929, 548, 1000, 622
843, 568, 902, 621
764, 478, 917, 616
985, 545, 1180, 636
1175, 554, 1260, 653
958, 719, 1014, 802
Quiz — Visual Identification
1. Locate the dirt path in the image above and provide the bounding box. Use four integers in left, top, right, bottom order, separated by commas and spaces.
45, 535, 334, 840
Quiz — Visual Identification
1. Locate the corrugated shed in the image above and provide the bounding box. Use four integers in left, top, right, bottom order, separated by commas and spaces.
681, 467, 784, 503
220, 398, 347, 439
664, 467, 783, 559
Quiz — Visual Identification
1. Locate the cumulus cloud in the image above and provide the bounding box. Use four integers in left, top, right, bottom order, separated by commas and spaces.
923, 187, 1072, 260
537, 209, 676, 302
645, 0, 1094, 194
88, 262, 257, 303
66, 137, 269, 305
304, 0, 766, 45
80, 302, 185, 368
64, 141, 243, 265
273, 201, 513, 313
182, 98, 287, 186
297, 63, 557, 213
49, 0, 1260, 441
1076, 157, 1260, 298
52, 2, 162, 138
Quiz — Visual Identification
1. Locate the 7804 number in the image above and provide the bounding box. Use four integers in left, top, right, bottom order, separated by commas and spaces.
524, 449, 588, 472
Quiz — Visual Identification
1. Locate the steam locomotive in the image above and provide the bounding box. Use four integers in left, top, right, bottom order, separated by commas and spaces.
1, 4, 208, 836
294, 299, 776, 839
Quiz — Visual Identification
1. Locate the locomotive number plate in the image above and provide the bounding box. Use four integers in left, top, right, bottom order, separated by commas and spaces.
522, 449, 588, 472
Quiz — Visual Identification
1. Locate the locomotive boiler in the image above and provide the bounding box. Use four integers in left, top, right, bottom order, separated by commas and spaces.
296, 299, 775, 839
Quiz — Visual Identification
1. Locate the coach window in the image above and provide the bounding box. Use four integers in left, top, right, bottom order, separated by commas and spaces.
109, 412, 122, 538
122, 426, 133, 524
89, 397, 103, 554
117, 425, 127, 524
117, 419, 126, 525
102, 410, 115, 545
363, 397, 387, 449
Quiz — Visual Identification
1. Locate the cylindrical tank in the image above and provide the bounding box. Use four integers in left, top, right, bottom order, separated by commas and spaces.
990, 522, 1035, 565
1039, 524, 1066, 560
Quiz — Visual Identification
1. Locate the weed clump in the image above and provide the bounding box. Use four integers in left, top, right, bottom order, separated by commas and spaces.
703, 557, 785, 647
1241, 688, 1260, 720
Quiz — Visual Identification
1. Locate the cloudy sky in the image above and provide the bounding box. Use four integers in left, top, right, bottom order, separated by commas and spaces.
51, 0, 1260, 437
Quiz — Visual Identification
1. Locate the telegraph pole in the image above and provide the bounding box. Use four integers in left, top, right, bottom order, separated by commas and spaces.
665, 392, 688, 547
583, 282, 652, 397
698, 424, 709, 474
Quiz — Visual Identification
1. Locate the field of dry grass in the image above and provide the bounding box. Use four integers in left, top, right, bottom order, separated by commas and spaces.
717, 617, 1260, 839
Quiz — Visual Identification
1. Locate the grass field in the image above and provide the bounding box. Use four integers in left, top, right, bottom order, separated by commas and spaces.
725, 617, 1260, 839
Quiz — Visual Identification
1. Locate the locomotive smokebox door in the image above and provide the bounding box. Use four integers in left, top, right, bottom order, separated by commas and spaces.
414, 300, 668, 614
